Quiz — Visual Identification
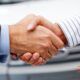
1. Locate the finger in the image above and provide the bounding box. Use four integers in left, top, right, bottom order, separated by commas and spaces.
26, 16, 41, 31
11, 55, 17, 60
33, 57, 43, 65
26, 16, 55, 31
37, 16, 55, 32
19, 14, 36, 24
41, 51, 52, 61
27, 19, 38, 31
19, 14, 37, 27
39, 59, 46, 65
48, 31, 64, 49
11, 53, 17, 60
28, 52, 40, 64
20, 52, 32, 62
48, 43, 58, 56
45, 52, 52, 60
41, 59, 47, 65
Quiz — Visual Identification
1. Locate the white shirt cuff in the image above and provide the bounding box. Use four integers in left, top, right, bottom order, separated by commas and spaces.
57, 16, 80, 47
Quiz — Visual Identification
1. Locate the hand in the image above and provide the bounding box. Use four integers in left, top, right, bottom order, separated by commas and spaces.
20, 52, 46, 65
9, 25, 63, 59
26, 15, 67, 45
9, 15, 64, 63
10, 15, 63, 65
16, 15, 65, 65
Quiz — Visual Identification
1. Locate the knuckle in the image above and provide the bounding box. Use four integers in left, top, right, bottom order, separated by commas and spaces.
61, 42, 64, 47
39, 51, 46, 58
47, 55, 52, 59
39, 49, 45, 54
44, 35, 50, 39
43, 43, 50, 49
59, 42, 64, 48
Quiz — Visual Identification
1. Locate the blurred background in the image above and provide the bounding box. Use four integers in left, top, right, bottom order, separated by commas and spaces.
0, 0, 80, 80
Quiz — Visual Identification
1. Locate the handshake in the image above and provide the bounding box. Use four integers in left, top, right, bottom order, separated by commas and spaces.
9, 14, 67, 65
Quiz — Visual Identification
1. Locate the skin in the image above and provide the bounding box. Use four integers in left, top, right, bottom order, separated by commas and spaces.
20, 15, 67, 65
9, 14, 66, 65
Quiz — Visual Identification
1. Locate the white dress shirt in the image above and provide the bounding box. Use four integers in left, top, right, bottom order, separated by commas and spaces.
57, 15, 80, 47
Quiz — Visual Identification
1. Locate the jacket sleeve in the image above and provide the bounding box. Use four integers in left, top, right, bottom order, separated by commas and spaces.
0, 25, 10, 63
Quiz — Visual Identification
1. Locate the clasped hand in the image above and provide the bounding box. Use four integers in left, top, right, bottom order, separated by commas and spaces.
9, 15, 64, 65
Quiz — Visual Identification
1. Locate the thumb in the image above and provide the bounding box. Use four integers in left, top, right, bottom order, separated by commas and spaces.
27, 21, 37, 31
27, 18, 39, 31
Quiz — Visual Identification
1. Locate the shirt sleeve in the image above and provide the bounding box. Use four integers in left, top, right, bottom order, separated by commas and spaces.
0, 25, 10, 63
57, 15, 80, 47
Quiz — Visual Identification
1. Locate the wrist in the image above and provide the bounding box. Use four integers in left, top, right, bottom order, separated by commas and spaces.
53, 23, 67, 45
9, 25, 16, 54
0, 25, 10, 62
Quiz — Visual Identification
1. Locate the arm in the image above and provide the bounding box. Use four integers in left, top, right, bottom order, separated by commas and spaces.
27, 15, 80, 47
0, 14, 64, 64
57, 15, 80, 47
23, 15, 80, 65
0, 25, 10, 63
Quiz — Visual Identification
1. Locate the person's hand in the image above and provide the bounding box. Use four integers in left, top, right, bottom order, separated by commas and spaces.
9, 15, 64, 63
14, 14, 65, 65
9, 25, 63, 60
26, 15, 67, 45
18, 15, 66, 65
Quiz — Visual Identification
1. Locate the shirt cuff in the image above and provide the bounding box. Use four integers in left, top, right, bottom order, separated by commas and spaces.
57, 16, 80, 47
0, 25, 10, 63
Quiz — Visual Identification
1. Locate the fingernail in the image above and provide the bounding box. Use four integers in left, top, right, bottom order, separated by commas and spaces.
27, 23, 34, 31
